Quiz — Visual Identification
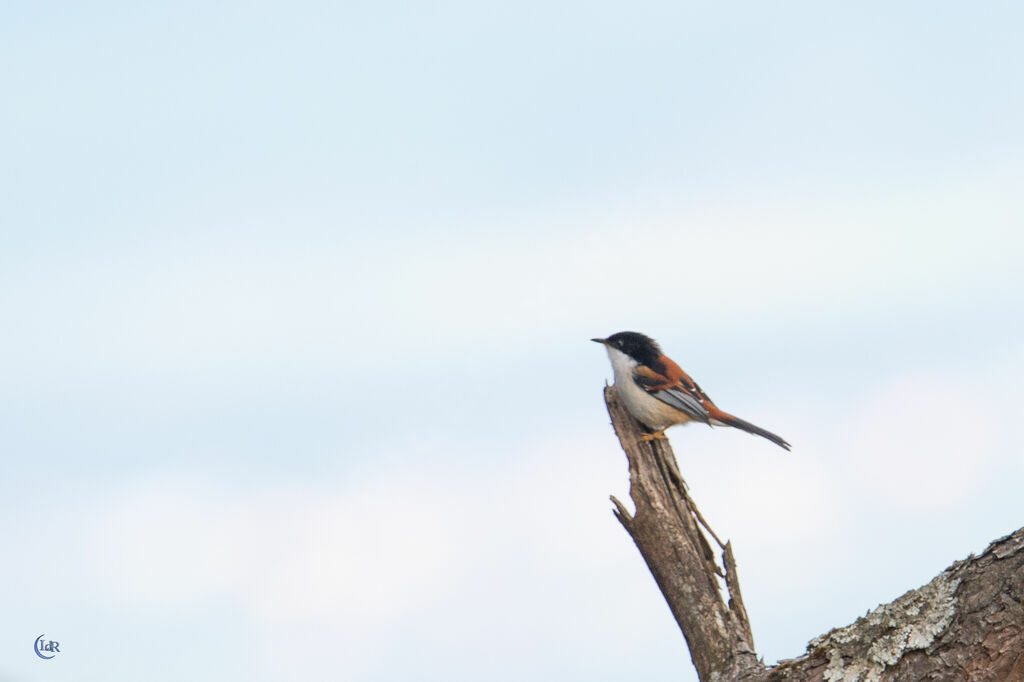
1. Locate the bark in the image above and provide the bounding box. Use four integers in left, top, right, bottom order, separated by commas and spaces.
766, 530, 1024, 682
604, 385, 759, 682
602, 385, 1024, 682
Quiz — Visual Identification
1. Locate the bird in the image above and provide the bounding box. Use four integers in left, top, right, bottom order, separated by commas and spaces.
592, 331, 790, 450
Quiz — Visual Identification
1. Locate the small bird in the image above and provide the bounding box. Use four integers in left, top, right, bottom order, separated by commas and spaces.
592, 331, 790, 450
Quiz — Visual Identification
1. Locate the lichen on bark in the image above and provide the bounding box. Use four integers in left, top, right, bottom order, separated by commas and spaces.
803, 570, 961, 681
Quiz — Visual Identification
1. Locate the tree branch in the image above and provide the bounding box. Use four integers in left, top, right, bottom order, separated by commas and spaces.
767, 528, 1024, 681
602, 383, 1024, 682
603, 385, 758, 681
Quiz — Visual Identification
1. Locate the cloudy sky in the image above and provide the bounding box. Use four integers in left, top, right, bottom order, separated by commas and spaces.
3, 2, 1023, 681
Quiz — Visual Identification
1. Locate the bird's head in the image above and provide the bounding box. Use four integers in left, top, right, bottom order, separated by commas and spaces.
591, 331, 662, 366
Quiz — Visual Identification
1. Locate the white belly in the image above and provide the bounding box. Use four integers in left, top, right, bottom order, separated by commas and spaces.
606, 346, 692, 431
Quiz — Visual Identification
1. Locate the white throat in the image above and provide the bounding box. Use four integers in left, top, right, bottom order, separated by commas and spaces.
605, 345, 638, 383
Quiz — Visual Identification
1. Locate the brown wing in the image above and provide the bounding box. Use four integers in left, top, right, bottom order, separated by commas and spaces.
637, 355, 791, 449
632, 358, 712, 424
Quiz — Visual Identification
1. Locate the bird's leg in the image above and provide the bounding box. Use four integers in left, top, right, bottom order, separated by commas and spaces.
638, 428, 669, 442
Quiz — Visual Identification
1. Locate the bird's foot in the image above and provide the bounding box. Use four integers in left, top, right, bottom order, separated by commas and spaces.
638, 429, 669, 442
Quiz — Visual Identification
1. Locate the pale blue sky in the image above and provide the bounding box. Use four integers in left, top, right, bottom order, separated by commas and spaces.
2, 2, 1024, 681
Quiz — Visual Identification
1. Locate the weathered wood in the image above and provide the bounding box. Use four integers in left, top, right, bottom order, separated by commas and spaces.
604, 385, 759, 681
603, 383, 1024, 682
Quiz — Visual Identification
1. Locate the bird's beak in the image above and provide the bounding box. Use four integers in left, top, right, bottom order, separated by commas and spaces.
591, 338, 607, 344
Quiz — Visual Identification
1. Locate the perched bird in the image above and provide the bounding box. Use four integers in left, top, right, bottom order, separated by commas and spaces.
592, 331, 790, 450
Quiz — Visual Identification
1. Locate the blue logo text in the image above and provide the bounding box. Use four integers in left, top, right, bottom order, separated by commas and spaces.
34, 634, 60, 660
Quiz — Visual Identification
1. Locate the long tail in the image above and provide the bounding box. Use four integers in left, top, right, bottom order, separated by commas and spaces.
710, 409, 791, 451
